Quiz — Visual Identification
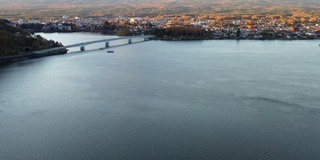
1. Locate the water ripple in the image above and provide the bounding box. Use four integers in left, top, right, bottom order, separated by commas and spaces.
29, 110, 46, 116
245, 96, 306, 108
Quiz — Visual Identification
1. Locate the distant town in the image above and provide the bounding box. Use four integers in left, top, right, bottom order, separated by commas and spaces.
6, 14, 320, 40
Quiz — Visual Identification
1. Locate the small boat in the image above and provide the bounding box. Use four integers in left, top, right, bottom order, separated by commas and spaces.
100, 48, 105, 50
107, 50, 114, 53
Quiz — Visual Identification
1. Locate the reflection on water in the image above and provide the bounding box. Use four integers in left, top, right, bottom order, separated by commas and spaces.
1, 33, 320, 159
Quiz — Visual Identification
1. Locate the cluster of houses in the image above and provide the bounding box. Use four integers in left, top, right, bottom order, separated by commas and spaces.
11, 14, 320, 40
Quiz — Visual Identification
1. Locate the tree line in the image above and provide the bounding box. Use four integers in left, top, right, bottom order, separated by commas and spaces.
0, 19, 62, 55
144, 26, 213, 40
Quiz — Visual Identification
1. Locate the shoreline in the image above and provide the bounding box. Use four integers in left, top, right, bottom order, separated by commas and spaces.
36, 30, 320, 41
1, 34, 319, 63
156, 37, 320, 41
157, 36, 320, 41
0, 48, 68, 63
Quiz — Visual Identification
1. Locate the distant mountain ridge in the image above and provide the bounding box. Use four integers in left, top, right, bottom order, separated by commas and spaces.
1, 0, 320, 6
1, 0, 320, 18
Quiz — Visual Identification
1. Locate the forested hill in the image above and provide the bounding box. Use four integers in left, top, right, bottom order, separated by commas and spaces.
1, 0, 320, 18
0, 19, 61, 55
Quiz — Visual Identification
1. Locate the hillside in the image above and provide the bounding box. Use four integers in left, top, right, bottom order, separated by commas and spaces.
1, 0, 320, 18
0, 19, 61, 55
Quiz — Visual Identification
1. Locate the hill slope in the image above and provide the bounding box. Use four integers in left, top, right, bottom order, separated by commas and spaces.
0, 19, 61, 55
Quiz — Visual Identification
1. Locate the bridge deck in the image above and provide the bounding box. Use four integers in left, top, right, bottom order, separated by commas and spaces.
65, 35, 155, 48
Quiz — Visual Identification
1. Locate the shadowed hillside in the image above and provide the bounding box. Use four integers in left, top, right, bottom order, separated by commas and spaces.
0, 19, 62, 55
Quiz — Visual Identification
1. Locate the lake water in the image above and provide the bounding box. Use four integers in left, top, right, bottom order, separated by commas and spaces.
1, 33, 320, 159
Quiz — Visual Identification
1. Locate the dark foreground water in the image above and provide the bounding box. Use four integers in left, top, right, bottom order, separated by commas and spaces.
1, 33, 320, 159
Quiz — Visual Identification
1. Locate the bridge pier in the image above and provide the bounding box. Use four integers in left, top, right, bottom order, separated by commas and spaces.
80, 46, 85, 51
128, 39, 132, 44
105, 42, 110, 48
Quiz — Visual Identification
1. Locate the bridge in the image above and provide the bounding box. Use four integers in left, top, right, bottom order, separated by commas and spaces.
0, 35, 155, 62
35, 35, 155, 55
